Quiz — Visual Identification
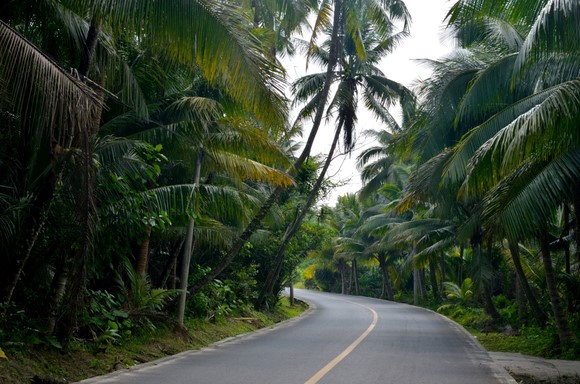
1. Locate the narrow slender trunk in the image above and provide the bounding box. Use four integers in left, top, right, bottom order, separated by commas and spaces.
413, 269, 420, 305
136, 227, 152, 279
258, 121, 343, 305
573, 190, 580, 262
507, 239, 547, 324
177, 152, 203, 327
348, 262, 353, 295
378, 255, 394, 300
158, 238, 184, 289
563, 204, 573, 313
515, 270, 527, 322
289, 274, 294, 306
457, 245, 464, 285
539, 231, 574, 346
429, 260, 439, 301
188, 0, 344, 297
420, 268, 428, 299
340, 262, 347, 295
46, 259, 69, 335
439, 253, 445, 299
352, 259, 359, 295
484, 240, 500, 322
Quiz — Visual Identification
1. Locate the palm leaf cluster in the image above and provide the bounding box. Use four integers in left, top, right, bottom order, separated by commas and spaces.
0, 0, 305, 341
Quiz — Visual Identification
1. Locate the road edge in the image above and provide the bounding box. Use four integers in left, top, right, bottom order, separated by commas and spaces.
394, 301, 519, 384
75, 299, 316, 383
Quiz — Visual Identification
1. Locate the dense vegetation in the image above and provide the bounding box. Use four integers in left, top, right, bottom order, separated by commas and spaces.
1, 0, 579, 380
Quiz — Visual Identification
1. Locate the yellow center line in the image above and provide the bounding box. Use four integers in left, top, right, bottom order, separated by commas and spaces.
304, 301, 378, 384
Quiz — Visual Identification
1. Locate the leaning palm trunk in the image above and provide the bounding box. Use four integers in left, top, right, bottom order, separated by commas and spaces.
187, 0, 344, 297
507, 239, 547, 324
539, 230, 574, 346
258, 121, 343, 306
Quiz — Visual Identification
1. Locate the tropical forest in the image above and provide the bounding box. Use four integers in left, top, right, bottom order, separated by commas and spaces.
1, 0, 579, 382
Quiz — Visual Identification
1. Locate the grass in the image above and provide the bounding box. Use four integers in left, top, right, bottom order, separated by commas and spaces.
0, 297, 308, 384
435, 303, 580, 360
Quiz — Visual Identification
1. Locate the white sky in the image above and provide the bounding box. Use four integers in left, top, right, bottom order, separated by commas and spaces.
282, 0, 455, 205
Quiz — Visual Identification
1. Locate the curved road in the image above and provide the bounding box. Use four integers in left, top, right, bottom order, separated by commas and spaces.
78, 289, 515, 384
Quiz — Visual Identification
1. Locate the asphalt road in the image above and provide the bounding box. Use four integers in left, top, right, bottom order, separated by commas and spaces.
78, 289, 515, 384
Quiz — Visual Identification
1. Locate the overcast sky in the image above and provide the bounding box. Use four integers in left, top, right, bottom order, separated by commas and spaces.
283, 0, 455, 205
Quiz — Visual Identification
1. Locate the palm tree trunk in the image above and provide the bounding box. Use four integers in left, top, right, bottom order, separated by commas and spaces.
573, 190, 580, 262
352, 259, 359, 295
429, 260, 439, 301
507, 239, 547, 324
258, 121, 343, 306
136, 226, 152, 279
413, 268, 420, 305
420, 268, 428, 299
158, 237, 184, 289
46, 258, 69, 335
515, 270, 527, 322
483, 239, 500, 322
539, 230, 574, 346
188, 0, 344, 297
457, 244, 464, 285
177, 151, 203, 327
339, 261, 347, 294
440, 253, 445, 299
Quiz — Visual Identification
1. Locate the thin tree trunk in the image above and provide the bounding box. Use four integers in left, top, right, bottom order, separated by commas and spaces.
158, 238, 184, 288
340, 262, 347, 295
457, 244, 464, 285
188, 0, 344, 297
46, 258, 69, 335
378, 255, 394, 301
563, 204, 573, 313
573, 190, 580, 263
136, 227, 152, 279
58, 21, 103, 341
507, 239, 547, 324
177, 152, 203, 327
413, 269, 420, 305
352, 258, 359, 295
348, 262, 353, 295
258, 121, 343, 305
484, 239, 500, 322
420, 268, 428, 299
539, 230, 574, 346
440, 252, 445, 299
515, 270, 527, 322
429, 260, 439, 301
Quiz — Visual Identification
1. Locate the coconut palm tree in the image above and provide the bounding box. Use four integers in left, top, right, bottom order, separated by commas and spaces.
398, 0, 578, 344
255, 0, 414, 306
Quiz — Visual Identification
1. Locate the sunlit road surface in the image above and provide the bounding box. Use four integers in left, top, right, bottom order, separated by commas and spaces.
77, 289, 515, 384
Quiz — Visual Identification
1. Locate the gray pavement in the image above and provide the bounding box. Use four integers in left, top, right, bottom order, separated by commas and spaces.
491, 352, 580, 383
78, 289, 525, 384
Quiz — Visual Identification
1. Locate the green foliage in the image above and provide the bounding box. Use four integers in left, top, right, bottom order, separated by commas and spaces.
82, 290, 132, 348
442, 278, 474, 303
437, 305, 491, 331
313, 267, 340, 293
187, 263, 258, 320
0, 303, 62, 350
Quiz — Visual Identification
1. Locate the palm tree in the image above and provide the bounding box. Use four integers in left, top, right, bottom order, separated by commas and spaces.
1, 0, 289, 336
256, 0, 414, 306
447, 0, 579, 345
398, 0, 578, 344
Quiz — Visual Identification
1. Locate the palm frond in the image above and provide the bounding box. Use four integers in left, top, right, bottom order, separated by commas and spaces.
0, 20, 101, 144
